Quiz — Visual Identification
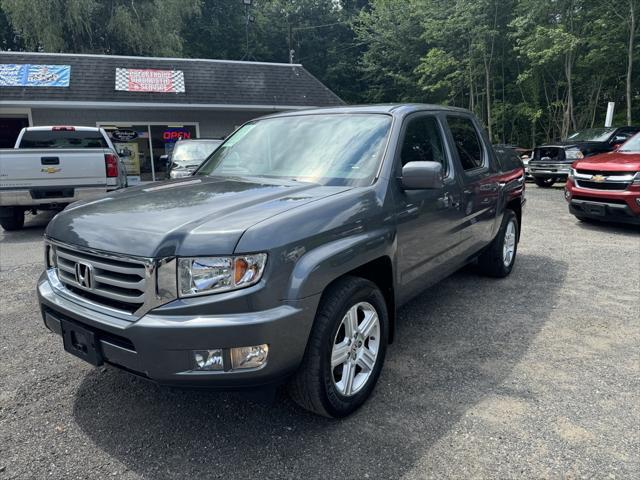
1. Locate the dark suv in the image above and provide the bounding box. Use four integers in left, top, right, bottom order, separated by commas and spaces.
38, 105, 525, 417
529, 126, 639, 187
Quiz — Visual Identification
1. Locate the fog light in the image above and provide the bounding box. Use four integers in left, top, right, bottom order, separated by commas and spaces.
230, 344, 269, 370
564, 189, 571, 200
193, 349, 224, 371
635, 198, 640, 207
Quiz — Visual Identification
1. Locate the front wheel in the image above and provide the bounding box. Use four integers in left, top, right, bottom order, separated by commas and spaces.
288, 276, 388, 418
534, 177, 556, 188
478, 209, 519, 278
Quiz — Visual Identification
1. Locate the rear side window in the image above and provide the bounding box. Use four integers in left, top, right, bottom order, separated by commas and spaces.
447, 116, 485, 171
19, 131, 108, 149
400, 116, 448, 175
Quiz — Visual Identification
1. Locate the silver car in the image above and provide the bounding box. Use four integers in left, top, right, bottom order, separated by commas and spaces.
166, 139, 223, 179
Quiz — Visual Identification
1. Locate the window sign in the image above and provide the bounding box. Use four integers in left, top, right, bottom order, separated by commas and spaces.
115, 68, 185, 93
0, 64, 70, 87
111, 129, 139, 142
162, 128, 192, 142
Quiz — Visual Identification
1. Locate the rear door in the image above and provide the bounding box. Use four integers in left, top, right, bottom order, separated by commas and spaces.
443, 114, 500, 250
8, 129, 109, 188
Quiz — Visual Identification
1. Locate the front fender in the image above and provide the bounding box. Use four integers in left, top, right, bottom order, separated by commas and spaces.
285, 227, 395, 300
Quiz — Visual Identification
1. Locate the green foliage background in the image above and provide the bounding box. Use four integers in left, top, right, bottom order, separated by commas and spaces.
0, 0, 637, 147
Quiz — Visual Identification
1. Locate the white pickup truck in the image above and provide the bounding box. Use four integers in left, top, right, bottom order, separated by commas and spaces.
0, 126, 127, 230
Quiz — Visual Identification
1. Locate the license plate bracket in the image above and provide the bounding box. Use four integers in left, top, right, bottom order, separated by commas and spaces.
585, 203, 606, 216
61, 319, 103, 366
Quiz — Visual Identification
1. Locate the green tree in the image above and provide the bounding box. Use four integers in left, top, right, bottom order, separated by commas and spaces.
0, 0, 200, 55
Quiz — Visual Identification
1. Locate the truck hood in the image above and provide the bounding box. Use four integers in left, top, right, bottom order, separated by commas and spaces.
46, 176, 351, 257
574, 151, 640, 172
536, 141, 605, 150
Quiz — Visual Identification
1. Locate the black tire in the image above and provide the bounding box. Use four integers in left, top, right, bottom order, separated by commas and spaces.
0, 208, 25, 231
477, 209, 519, 278
534, 177, 556, 188
288, 276, 389, 418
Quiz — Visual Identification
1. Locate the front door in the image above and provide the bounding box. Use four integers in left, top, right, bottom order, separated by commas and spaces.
394, 114, 464, 299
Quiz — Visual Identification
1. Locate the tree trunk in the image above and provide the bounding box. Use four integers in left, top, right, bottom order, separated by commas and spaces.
485, 60, 492, 140
627, 0, 636, 125
562, 53, 575, 138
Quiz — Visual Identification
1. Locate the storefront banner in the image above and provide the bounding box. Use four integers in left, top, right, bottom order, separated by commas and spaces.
0, 64, 70, 87
115, 68, 185, 93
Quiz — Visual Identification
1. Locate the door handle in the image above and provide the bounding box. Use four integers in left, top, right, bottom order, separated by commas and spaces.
41, 157, 60, 165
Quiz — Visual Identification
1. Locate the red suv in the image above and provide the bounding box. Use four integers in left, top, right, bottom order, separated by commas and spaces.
565, 132, 640, 225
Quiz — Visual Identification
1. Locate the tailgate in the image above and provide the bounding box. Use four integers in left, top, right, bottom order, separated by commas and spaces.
0, 148, 108, 188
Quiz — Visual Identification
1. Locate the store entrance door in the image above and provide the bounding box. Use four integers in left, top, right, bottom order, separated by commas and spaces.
99, 123, 199, 183
0, 116, 29, 148
101, 125, 153, 185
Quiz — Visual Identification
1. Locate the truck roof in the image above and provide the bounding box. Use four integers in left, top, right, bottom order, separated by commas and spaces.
22, 126, 104, 132
261, 103, 471, 119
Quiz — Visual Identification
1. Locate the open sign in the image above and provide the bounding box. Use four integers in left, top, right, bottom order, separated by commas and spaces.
163, 129, 192, 142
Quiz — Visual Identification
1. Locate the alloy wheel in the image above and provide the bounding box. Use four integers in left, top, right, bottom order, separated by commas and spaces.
331, 301, 380, 396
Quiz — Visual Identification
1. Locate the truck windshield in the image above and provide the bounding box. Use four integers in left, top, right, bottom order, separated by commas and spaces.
172, 140, 222, 164
565, 128, 616, 142
196, 114, 392, 186
618, 133, 640, 153
18, 130, 108, 149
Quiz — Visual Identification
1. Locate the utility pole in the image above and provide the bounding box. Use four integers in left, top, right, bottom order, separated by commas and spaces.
288, 21, 295, 63
241, 0, 254, 61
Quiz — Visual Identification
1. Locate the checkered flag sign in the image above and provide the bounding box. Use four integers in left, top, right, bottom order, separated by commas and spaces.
115, 68, 185, 93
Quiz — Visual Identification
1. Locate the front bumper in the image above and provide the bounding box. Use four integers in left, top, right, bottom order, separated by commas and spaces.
38, 272, 319, 387
566, 180, 640, 224
529, 162, 572, 178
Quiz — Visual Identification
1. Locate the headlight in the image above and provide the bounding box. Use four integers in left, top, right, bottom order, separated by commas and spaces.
565, 148, 584, 160
178, 254, 267, 297
568, 168, 576, 179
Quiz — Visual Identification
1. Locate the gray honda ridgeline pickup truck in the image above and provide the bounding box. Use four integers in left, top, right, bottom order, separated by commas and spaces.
38, 105, 525, 417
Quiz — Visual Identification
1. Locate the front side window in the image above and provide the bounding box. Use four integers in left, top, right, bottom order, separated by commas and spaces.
447, 116, 485, 171
400, 116, 448, 175
196, 114, 392, 186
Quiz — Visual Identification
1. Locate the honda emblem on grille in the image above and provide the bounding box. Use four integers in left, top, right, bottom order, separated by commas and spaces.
591, 175, 606, 183
75, 262, 94, 289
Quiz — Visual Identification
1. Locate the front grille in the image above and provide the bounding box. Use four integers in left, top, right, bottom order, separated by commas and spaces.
53, 245, 148, 313
575, 180, 628, 191
574, 170, 634, 191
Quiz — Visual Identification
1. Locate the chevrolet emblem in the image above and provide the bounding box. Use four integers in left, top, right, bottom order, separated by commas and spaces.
591, 174, 606, 183
41, 167, 61, 174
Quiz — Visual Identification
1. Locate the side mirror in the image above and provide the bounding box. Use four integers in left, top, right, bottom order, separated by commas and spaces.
400, 161, 444, 190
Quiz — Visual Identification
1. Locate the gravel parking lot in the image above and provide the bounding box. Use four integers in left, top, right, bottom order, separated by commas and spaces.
1, 185, 638, 479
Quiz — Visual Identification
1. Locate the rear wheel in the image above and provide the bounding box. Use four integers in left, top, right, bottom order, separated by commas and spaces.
0, 208, 25, 231
478, 209, 519, 278
534, 177, 556, 188
288, 276, 388, 418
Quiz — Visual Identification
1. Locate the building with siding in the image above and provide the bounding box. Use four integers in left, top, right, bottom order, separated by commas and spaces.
0, 51, 343, 181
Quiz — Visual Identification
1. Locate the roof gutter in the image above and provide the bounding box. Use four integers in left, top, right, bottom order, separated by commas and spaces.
0, 100, 316, 111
